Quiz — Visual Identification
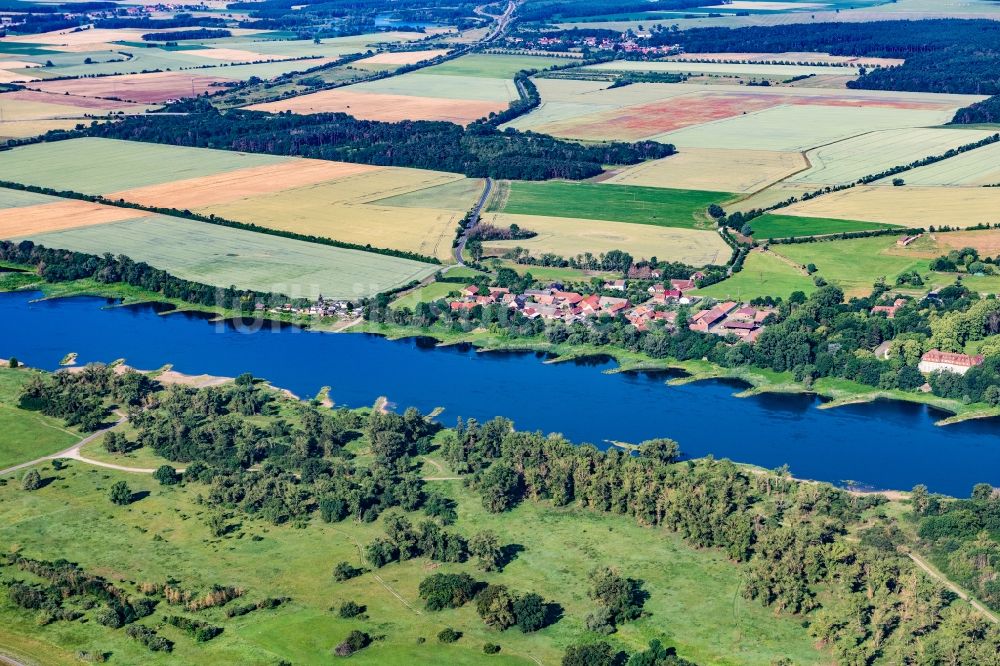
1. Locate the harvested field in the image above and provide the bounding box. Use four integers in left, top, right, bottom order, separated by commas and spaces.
21, 215, 438, 299
248, 88, 504, 123
934, 230, 1000, 255
29, 71, 230, 103
353, 49, 450, 67
790, 127, 995, 185
199, 168, 471, 260
660, 104, 959, 151
491, 181, 728, 229
0, 118, 85, 139
479, 212, 730, 265
0, 70, 36, 84
604, 148, 806, 193
0, 200, 151, 237
780, 185, 1000, 228
874, 141, 1000, 186
0, 138, 288, 194
3, 89, 148, 111
108, 160, 381, 209
351, 72, 518, 101
182, 47, 275, 62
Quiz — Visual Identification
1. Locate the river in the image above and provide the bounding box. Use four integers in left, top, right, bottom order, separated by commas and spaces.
1, 290, 997, 496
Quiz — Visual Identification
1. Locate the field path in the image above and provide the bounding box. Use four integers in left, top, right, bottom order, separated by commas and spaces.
454, 177, 493, 265
330, 526, 423, 615
906, 550, 1000, 624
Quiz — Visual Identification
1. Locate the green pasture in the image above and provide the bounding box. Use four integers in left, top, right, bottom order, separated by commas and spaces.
490, 181, 728, 228
750, 214, 896, 239
391, 281, 461, 308
695, 249, 814, 301
22, 215, 437, 300
0, 138, 289, 195
0, 366, 80, 469
772, 235, 932, 296
0, 455, 824, 665
424, 54, 573, 79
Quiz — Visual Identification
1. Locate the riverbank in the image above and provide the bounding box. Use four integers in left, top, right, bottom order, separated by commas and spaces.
351, 320, 1000, 425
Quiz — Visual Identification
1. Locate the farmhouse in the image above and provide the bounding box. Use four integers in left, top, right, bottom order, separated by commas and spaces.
918, 349, 985, 375
871, 298, 907, 318
689, 301, 738, 333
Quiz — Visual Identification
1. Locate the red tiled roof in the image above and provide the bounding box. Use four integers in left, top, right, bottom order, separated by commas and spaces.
920, 349, 984, 367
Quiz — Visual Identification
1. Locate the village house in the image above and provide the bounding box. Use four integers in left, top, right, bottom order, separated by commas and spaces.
918, 349, 985, 375
871, 298, 907, 319
688, 301, 738, 333
604, 279, 626, 291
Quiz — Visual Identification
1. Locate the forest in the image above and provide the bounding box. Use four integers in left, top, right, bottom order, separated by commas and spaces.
88, 104, 675, 181
660, 20, 1000, 95
7, 361, 1000, 663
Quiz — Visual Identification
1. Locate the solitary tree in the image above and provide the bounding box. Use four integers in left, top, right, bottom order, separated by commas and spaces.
153, 465, 181, 486
21, 469, 41, 491
469, 530, 502, 571
109, 480, 132, 506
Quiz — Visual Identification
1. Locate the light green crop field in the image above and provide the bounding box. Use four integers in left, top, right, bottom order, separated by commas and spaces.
207, 59, 338, 81
0, 459, 824, 665
872, 140, 1000, 186
772, 236, 933, 297
489, 181, 728, 229
0, 138, 288, 195
391, 281, 461, 308
424, 54, 572, 78
660, 104, 957, 151
374, 178, 486, 209
790, 127, 995, 186
0, 367, 80, 469
353, 72, 519, 102
0, 188, 61, 210
750, 213, 896, 239
217, 32, 425, 58
694, 249, 814, 301
22, 215, 438, 299
584, 60, 858, 78
22, 48, 236, 78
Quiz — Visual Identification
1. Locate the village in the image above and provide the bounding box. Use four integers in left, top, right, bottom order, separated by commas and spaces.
447, 270, 776, 343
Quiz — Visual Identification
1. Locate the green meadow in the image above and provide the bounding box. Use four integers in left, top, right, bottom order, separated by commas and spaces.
0, 453, 824, 665
0, 367, 80, 469
695, 249, 815, 301
425, 54, 573, 79
750, 213, 896, 239
490, 182, 728, 229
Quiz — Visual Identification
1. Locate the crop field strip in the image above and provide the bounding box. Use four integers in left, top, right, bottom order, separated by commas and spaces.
490, 181, 730, 229
872, 141, 1000, 186
584, 60, 861, 78
17, 214, 439, 300
789, 127, 997, 185
779, 185, 1000, 227
0, 199, 154, 237
603, 148, 807, 193
748, 213, 898, 238
479, 212, 731, 265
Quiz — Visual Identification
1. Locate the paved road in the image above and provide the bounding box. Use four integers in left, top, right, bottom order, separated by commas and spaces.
453, 177, 493, 265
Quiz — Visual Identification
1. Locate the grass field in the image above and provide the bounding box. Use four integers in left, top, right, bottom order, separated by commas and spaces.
21, 215, 438, 299
490, 181, 727, 228
750, 213, 897, 238
772, 235, 935, 296
0, 455, 824, 665
790, 128, 995, 186
391, 281, 461, 309
351, 72, 519, 102
780, 185, 1000, 227
374, 178, 485, 210
694, 249, 814, 300
0, 366, 80, 469
0, 138, 288, 194
479, 212, 730, 265
604, 148, 806, 193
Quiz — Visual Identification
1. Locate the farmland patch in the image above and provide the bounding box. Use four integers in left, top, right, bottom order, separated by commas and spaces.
247, 88, 505, 123
422, 53, 572, 78
604, 148, 806, 193
749, 213, 897, 238
20, 215, 438, 299
479, 212, 731, 265
0, 199, 152, 237
873, 141, 1000, 186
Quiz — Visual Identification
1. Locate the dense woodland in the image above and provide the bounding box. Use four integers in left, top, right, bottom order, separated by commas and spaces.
518, 0, 704, 22
89, 104, 675, 180
662, 20, 1000, 95
8, 362, 1000, 663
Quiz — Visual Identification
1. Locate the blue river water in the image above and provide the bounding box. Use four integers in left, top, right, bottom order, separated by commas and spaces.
1, 290, 998, 496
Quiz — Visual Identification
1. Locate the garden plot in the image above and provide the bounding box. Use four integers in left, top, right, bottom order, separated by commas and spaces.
790, 127, 996, 186
479, 212, 731, 265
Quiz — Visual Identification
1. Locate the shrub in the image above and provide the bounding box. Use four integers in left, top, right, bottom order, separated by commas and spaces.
334, 630, 370, 656
484, 643, 501, 654
418, 573, 477, 611
338, 601, 364, 618
437, 627, 461, 643
153, 465, 181, 485
21, 469, 41, 491
333, 561, 362, 582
